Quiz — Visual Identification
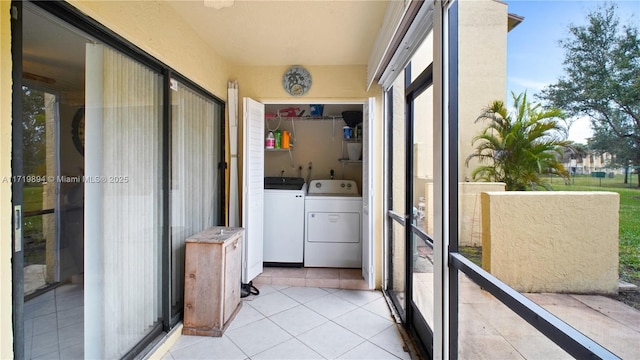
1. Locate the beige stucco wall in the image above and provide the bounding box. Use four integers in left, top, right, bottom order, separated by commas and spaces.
459, 182, 505, 246
482, 191, 619, 295
423, 181, 506, 246
458, 0, 509, 182
231, 64, 385, 287
1, 1, 13, 357
67, 0, 230, 99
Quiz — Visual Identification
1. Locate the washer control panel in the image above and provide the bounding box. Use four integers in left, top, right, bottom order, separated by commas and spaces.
308, 180, 359, 195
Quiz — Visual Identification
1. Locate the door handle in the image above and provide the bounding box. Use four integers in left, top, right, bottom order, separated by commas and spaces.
14, 205, 22, 252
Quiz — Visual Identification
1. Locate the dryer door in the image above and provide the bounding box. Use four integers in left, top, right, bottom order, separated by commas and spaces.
307, 212, 361, 243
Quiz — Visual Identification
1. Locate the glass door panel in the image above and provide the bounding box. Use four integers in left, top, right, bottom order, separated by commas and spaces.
21, 5, 90, 358
22, 86, 85, 293
22, 87, 59, 296
387, 72, 407, 317
411, 85, 435, 327
170, 81, 223, 319
85, 43, 163, 358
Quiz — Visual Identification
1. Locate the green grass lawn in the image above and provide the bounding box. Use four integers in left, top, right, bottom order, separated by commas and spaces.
23, 185, 46, 265
23, 185, 43, 212
553, 174, 640, 284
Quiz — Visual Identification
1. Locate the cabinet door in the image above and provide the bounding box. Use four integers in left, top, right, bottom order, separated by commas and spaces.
362, 97, 375, 289
223, 237, 242, 322
242, 97, 265, 283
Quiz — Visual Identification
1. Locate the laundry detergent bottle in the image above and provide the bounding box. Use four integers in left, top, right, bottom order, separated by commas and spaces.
274, 130, 282, 149
265, 131, 275, 149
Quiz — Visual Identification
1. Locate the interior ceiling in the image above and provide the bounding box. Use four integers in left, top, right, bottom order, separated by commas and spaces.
23, 4, 88, 94
166, 0, 389, 66
22, 1, 389, 94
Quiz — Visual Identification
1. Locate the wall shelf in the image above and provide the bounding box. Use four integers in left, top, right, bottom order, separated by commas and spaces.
339, 159, 362, 164
266, 115, 343, 121
265, 148, 292, 152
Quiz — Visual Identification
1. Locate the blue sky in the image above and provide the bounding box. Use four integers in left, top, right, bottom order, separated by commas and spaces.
505, 0, 640, 143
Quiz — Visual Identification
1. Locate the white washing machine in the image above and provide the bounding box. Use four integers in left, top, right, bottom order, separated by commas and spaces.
304, 180, 362, 268
264, 178, 306, 265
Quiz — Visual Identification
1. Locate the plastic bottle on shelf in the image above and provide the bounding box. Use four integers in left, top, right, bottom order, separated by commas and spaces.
274, 130, 282, 149
265, 131, 275, 149
418, 196, 425, 219
282, 130, 290, 149
343, 126, 352, 139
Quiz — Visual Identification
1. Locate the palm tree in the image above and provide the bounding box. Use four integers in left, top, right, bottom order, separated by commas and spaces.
466, 92, 571, 191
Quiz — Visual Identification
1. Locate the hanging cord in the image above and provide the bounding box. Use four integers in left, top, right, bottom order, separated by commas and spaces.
290, 117, 296, 146
266, 116, 282, 132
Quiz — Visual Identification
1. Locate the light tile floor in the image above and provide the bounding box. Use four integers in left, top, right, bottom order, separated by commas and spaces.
24, 265, 639, 359
163, 285, 414, 360
253, 267, 369, 290
24, 283, 84, 360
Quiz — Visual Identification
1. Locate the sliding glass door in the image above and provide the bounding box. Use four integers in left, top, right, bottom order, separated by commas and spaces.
170, 80, 224, 320
20, 5, 93, 358
17, 3, 226, 358
85, 43, 164, 359
385, 30, 436, 358
387, 77, 407, 320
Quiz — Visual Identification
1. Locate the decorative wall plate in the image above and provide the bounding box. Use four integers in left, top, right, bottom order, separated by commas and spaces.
71, 106, 85, 156
283, 66, 311, 96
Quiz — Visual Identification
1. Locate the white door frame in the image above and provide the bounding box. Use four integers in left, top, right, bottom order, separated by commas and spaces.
248, 98, 376, 289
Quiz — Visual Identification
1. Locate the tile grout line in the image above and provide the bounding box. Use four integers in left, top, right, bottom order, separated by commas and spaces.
251, 317, 327, 360
261, 287, 376, 359
55, 287, 61, 358
234, 288, 332, 359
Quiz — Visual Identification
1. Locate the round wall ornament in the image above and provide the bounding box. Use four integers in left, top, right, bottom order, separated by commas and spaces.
283, 66, 311, 96
71, 106, 85, 156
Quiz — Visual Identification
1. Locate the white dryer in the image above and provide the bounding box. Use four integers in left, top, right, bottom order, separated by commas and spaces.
304, 180, 362, 268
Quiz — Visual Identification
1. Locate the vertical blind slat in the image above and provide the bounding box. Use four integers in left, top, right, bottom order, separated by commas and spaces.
170, 82, 218, 313
92, 46, 162, 358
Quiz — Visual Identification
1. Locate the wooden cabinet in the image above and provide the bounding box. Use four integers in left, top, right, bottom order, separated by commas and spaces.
182, 227, 243, 337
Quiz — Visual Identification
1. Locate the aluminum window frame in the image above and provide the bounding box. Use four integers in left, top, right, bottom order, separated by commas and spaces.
382, 0, 623, 359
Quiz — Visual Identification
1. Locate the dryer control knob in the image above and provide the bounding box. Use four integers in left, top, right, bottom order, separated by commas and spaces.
340, 183, 345, 188
315, 183, 322, 188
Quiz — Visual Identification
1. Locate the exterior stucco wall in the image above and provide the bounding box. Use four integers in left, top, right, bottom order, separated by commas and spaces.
482, 191, 619, 295
67, 0, 230, 99
424, 181, 506, 245
231, 64, 384, 287
459, 182, 505, 246
458, 0, 509, 182
1, 1, 13, 358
